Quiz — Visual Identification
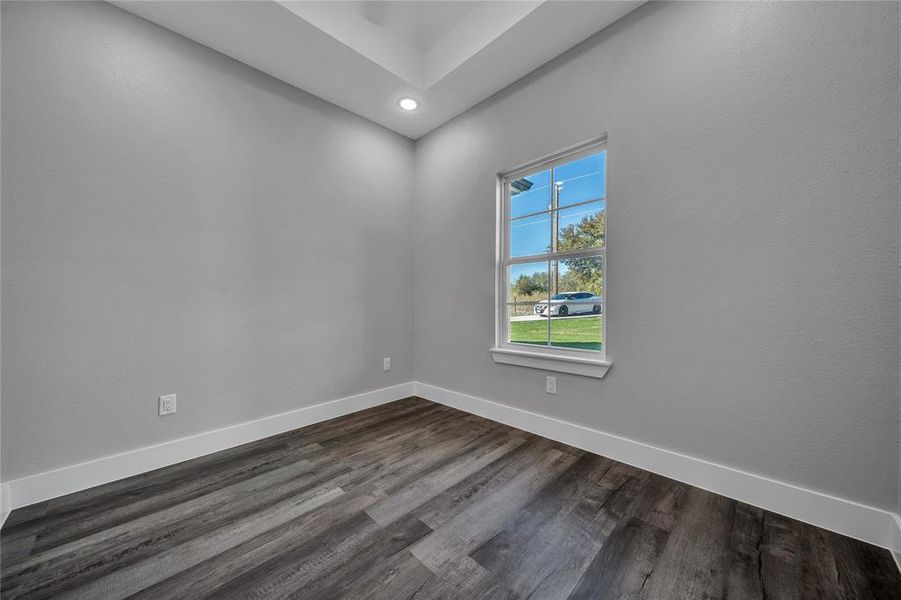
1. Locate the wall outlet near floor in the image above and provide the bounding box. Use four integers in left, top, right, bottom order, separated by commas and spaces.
158, 394, 177, 416
383, 357, 391, 371
546, 376, 557, 395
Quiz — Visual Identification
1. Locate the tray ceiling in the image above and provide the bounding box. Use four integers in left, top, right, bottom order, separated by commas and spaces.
113, 1, 645, 139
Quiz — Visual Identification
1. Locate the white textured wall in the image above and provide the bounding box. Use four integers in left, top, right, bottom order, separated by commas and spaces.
413, 1, 900, 510
0, 1, 4, 514
1, 1, 415, 480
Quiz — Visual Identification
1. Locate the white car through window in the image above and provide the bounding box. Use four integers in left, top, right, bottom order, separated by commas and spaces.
534, 292, 603, 317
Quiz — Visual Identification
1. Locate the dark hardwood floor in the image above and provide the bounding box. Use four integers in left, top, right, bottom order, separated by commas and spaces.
1, 397, 899, 599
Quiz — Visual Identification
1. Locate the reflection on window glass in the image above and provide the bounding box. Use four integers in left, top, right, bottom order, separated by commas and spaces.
509, 212, 550, 258
550, 257, 604, 351
557, 201, 605, 251
555, 152, 605, 207
508, 261, 549, 346
510, 169, 551, 218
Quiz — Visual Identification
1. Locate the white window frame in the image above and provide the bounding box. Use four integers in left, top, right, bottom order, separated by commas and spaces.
490, 137, 611, 379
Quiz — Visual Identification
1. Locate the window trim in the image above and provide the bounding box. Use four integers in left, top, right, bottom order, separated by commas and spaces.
491, 136, 611, 379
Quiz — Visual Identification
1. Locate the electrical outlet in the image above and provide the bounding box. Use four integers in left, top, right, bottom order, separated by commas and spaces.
159, 394, 176, 416
383, 357, 391, 371
546, 376, 557, 395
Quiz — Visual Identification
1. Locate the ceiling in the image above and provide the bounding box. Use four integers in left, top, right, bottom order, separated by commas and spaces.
342, 1, 480, 54
112, 1, 645, 139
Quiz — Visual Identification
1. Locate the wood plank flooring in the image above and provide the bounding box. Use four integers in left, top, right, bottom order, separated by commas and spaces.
2, 396, 899, 599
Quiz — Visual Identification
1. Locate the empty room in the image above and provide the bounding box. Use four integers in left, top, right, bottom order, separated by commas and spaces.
1, 0, 900, 598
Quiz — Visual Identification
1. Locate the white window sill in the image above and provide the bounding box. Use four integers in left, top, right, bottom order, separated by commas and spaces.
490, 347, 611, 379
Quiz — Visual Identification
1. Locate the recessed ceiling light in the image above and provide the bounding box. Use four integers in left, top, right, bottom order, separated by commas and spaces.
398, 97, 419, 111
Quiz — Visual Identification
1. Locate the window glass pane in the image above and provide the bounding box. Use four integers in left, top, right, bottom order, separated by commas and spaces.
556, 201, 605, 251
508, 261, 549, 346
550, 257, 603, 351
509, 212, 550, 258
509, 169, 551, 218
555, 151, 605, 208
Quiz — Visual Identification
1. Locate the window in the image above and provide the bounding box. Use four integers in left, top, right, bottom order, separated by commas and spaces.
491, 140, 610, 378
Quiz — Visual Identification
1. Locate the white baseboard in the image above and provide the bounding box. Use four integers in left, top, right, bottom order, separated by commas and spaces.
413, 381, 901, 555
0, 482, 11, 528
3, 382, 415, 511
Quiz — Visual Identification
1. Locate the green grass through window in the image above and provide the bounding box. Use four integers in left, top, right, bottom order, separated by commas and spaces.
509, 316, 603, 351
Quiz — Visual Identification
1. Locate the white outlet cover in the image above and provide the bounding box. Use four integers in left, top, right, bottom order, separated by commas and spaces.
546, 376, 557, 395
159, 394, 177, 416
383, 357, 391, 371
